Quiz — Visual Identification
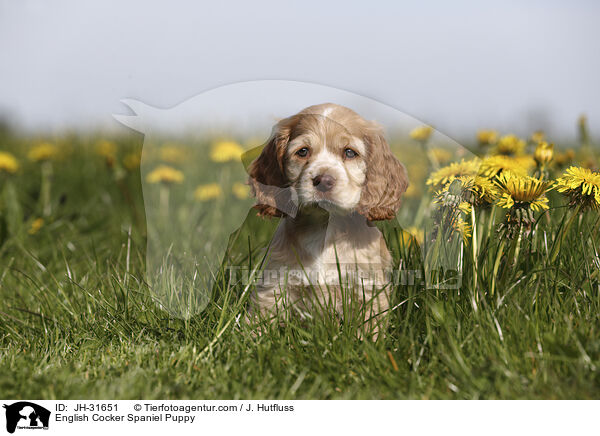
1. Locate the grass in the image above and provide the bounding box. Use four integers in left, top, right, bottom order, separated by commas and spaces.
0, 127, 599, 399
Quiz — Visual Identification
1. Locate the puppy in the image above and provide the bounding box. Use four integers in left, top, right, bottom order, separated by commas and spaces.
247, 103, 408, 337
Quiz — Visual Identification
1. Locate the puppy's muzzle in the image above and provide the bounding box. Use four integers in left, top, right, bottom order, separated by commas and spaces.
312, 174, 336, 192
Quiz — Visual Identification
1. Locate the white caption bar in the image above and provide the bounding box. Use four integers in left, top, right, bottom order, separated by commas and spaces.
0, 400, 597, 436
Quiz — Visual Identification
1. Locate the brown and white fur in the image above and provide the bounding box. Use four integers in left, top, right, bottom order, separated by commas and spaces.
247, 103, 408, 337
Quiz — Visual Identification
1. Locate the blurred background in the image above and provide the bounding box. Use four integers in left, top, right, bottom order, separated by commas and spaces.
1, 0, 599, 140
3, 0, 600, 401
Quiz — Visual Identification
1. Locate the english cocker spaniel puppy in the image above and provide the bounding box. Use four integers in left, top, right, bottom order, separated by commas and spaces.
247, 103, 408, 336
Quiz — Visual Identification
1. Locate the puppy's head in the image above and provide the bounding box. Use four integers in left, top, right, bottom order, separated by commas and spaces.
248, 103, 408, 220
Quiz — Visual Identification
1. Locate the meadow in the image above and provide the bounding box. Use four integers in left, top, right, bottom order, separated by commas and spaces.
0, 118, 599, 399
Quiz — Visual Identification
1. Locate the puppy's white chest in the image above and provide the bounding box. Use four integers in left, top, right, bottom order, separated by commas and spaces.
281, 220, 389, 288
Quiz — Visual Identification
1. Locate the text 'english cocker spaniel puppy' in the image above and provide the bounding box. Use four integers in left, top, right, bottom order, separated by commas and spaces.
247, 103, 408, 338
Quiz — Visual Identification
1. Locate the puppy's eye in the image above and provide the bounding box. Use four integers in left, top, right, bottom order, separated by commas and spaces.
344, 148, 358, 159
296, 147, 310, 157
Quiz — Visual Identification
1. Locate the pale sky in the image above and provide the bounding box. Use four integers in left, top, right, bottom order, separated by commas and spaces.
1, 0, 599, 141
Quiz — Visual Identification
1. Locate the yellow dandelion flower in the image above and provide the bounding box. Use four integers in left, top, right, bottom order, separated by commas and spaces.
194, 183, 223, 201
28, 218, 44, 235
479, 155, 531, 178
493, 134, 526, 156
514, 155, 536, 170
458, 201, 472, 215
493, 171, 551, 212
146, 165, 184, 184
426, 158, 481, 189
95, 140, 117, 158
28, 142, 59, 162
453, 218, 472, 243
406, 226, 424, 245
159, 144, 187, 164
210, 141, 244, 163
232, 182, 250, 200
123, 152, 141, 171
397, 229, 414, 248
410, 125, 433, 142
0, 151, 19, 173
530, 131, 545, 144
554, 166, 600, 210
438, 175, 500, 206
429, 148, 453, 165
470, 175, 501, 204
398, 226, 424, 248
554, 149, 575, 167
433, 179, 466, 209
477, 129, 498, 146
533, 141, 554, 167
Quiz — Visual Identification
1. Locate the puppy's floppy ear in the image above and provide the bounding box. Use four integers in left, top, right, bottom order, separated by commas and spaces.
248, 118, 295, 217
357, 122, 409, 221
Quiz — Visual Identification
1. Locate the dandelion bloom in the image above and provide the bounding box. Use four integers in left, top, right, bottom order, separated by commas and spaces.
0, 151, 19, 173
426, 158, 481, 189
554, 166, 600, 210
554, 149, 575, 167
146, 165, 184, 184
95, 140, 117, 158
433, 179, 463, 208
493, 134, 526, 156
530, 131, 545, 144
232, 182, 250, 200
469, 175, 500, 205
493, 172, 551, 212
479, 155, 532, 178
458, 201, 472, 215
453, 217, 472, 243
28, 142, 59, 162
397, 227, 423, 248
159, 144, 187, 164
477, 129, 498, 146
123, 152, 141, 171
406, 226, 425, 246
533, 141, 554, 167
431, 179, 474, 243
210, 141, 244, 163
28, 218, 44, 235
429, 148, 452, 165
438, 175, 500, 206
514, 155, 536, 170
410, 125, 433, 142
194, 183, 223, 201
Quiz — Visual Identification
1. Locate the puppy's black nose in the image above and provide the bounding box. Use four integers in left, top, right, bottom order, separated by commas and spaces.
313, 174, 336, 192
